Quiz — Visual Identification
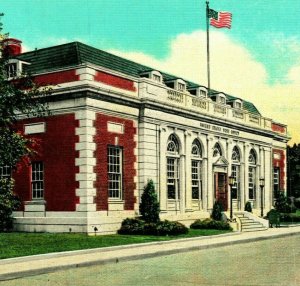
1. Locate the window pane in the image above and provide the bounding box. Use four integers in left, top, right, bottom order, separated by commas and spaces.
32, 162, 44, 199
108, 146, 122, 199
248, 166, 256, 200
191, 160, 201, 200
231, 165, 239, 199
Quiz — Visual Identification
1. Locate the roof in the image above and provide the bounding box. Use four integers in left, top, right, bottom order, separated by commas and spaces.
17, 41, 260, 115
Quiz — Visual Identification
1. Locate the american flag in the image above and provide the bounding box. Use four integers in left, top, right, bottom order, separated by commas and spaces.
208, 9, 232, 29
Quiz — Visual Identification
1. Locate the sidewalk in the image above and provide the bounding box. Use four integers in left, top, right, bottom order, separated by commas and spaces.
1, 226, 300, 281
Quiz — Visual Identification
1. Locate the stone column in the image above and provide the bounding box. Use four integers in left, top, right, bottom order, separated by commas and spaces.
185, 131, 193, 212
179, 154, 186, 214
227, 139, 233, 210
238, 141, 245, 211
264, 147, 272, 211
207, 136, 214, 211
159, 126, 168, 213
202, 157, 208, 211
244, 143, 250, 204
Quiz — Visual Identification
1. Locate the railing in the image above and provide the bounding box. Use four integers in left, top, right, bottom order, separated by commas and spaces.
138, 80, 287, 134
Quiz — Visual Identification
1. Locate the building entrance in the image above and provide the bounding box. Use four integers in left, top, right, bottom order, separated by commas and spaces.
214, 172, 228, 211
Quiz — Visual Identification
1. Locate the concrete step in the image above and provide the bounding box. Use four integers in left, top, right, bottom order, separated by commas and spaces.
242, 227, 268, 232
234, 212, 268, 232
242, 224, 266, 229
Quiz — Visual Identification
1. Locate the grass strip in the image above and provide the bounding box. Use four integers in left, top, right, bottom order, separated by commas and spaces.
0, 229, 231, 259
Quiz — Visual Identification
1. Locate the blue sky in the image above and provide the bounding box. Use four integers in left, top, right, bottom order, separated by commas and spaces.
2, 0, 299, 84
2, 0, 300, 143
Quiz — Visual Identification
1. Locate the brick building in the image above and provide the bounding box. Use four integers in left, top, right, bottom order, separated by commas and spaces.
2, 39, 289, 233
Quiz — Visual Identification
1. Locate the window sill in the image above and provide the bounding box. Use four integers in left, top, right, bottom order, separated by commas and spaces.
108, 200, 124, 211
24, 200, 46, 212
25, 200, 46, 205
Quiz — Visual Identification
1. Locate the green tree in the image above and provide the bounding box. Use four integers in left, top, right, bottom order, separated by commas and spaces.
0, 17, 50, 231
211, 201, 223, 221
274, 192, 292, 213
0, 179, 20, 231
139, 180, 160, 223
287, 144, 300, 198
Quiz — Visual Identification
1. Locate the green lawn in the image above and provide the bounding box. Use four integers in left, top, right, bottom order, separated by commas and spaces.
0, 229, 232, 260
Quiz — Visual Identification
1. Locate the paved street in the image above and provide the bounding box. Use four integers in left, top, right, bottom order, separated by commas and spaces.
2, 234, 299, 286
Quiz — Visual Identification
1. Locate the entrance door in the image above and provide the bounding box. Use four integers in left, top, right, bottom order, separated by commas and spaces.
215, 172, 228, 211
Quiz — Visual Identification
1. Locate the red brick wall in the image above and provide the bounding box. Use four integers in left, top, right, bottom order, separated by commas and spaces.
94, 71, 136, 92
33, 69, 79, 86
272, 123, 286, 134
13, 114, 79, 211
273, 149, 285, 190
94, 114, 136, 210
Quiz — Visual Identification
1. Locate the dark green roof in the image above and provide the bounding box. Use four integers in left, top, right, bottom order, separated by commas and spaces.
17, 41, 260, 115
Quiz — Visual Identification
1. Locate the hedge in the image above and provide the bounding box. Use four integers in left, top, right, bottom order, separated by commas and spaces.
118, 218, 188, 236
190, 218, 233, 230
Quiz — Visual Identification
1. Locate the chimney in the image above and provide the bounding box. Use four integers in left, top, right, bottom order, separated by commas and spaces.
2, 38, 22, 57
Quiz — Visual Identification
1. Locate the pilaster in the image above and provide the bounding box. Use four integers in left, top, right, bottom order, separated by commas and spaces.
75, 109, 97, 213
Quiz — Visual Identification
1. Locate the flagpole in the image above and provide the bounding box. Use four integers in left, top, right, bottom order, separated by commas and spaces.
206, 1, 210, 93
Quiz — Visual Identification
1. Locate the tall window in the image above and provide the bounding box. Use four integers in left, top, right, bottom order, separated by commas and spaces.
0, 165, 11, 180
213, 143, 222, 158
167, 134, 180, 200
273, 167, 280, 200
108, 146, 123, 199
32, 162, 44, 199
248, 149, 257, 200
191, 139, 202, 200
231, 146, 240, 200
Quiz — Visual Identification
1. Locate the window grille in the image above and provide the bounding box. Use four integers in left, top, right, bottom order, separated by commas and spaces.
108, 146, 123, 199
32, 162, 44, 199
0, 165, 11, 180
166, 134, 180, 200
248, 149, 257, 200
191, 140, 202, 200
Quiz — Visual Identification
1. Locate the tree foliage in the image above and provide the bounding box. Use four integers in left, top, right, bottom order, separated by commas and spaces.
139, 180, 160, 223
211, 201, 223, 221
0, 179, 20, 231
0, 17, 50, 231
287, 144, 300, 198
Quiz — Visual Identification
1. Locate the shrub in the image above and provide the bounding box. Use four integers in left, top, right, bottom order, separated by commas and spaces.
117, 218, 145, 235
280, 213, 300, 223
244, 201, 252, 212
211, 201, 223, 221
275, 192, 294, 213
139, 180, 160, 223
190, 218, 232, 231
118, 218, 188, 236
0, 179, 20, 232
155, 220, 188, 236
294, 198, 300, 209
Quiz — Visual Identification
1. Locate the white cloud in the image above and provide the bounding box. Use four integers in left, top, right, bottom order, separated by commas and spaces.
109, 30, 300, 145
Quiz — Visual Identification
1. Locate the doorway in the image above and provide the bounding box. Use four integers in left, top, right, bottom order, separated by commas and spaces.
214, 172, 228, 211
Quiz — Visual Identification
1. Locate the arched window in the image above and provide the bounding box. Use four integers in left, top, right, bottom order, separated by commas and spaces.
231, 146, 240, 200
166, 134, 180, 200
191, 139, 202, 200
213, 143, 222, 157
248, 149, 257, 200
232, 146, 240, 163
248, 149, 257, 165
167, 134, 179, 153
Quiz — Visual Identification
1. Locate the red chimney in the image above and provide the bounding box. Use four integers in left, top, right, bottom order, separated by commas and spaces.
2, 38, 22, 56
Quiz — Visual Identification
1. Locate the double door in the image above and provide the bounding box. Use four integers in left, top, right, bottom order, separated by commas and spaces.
214, 172, 228, 211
